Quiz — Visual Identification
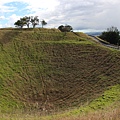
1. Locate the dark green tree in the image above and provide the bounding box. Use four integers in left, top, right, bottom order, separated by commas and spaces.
30, 16, 39, 28
14, 19, 26, 28
58, 25, 64, 32
65, 25, 73, 32
58, 25, 73, 32
24, 16, 31, 28
99, 26, 120, 45
41, 20, 47, 28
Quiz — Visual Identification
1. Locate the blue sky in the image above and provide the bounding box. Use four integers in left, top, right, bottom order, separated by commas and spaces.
0, 0, 120, 32
4, 2, 29, 15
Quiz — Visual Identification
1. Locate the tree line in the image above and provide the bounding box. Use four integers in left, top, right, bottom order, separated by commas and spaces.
99, 26, 120, 45
14, 16, 47, 28
14, 16, 73, 32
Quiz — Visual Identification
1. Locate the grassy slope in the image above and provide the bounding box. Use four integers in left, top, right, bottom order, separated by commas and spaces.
0, 28, 120, 119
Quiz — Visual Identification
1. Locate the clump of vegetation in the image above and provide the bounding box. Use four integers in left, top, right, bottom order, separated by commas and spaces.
14, 16, 47, 28
58, 25, 73, 32
99, 26, 120, 45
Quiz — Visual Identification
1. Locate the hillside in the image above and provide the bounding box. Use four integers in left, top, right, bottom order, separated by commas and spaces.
0, 28, 120, 118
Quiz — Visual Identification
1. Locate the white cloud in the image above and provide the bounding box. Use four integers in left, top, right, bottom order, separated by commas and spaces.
5, 14, 21, 27
0, 0, 120, 31
25, 0, 59, 11
50, 0, 120, 30
0, 0, 60, 12
0, 16, 5, 20
0, 5, 16, 13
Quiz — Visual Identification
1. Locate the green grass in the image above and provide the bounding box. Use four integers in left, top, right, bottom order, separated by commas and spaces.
80, 84, 120, 112
0, 28, 120, 119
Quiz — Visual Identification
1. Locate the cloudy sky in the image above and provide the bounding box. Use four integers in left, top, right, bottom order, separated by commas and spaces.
0, 0, 120, 32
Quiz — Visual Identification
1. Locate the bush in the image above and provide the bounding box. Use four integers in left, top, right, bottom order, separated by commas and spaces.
99, 26, 120, 45
58, 25, 73, 32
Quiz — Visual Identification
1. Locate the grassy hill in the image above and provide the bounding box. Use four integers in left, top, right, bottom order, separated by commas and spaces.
0, 28, 120, 119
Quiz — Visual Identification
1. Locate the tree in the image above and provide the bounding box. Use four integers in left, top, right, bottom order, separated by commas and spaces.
58, 25, 73, 32
14, 20, 21, 28
41, 20, 47, 28
64, 25, 73, 32
14, 17, 30, 28
99, 26, 120, 45
30, 16, 39, 28
58, 25, 64, 32
24, 16, 31, 28
14, 16, 40, 28
14, 19, 26, 28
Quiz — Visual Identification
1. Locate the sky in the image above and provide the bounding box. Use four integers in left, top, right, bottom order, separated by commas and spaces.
0, 0, 120, 32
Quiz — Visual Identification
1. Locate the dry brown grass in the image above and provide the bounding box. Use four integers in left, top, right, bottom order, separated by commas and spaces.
57, 107, 120, 120
0, 106, 119, 120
